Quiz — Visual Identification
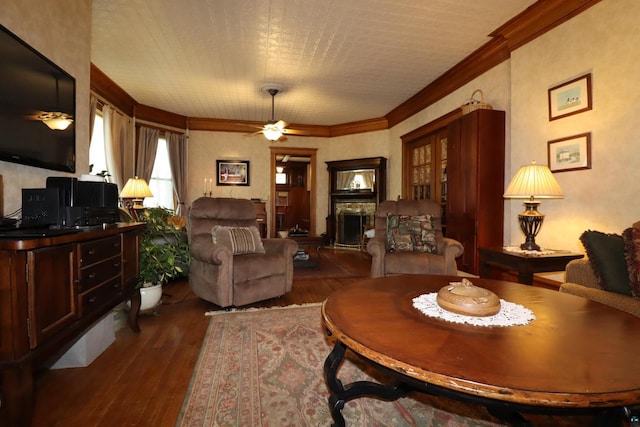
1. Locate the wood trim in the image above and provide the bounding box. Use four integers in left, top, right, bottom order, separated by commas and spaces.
135, 104, 187, 130
400, 110, 462, 143
386, 37, 510, 128
188, 117, 332, 137
90, 63, 136, 117
329, 118, 389, 137
385, 0, 601, 128
490, 0, 603, 50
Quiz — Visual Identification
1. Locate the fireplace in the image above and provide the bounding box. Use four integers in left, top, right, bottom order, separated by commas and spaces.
335, 200, 376, 247
326, 157, 386, 246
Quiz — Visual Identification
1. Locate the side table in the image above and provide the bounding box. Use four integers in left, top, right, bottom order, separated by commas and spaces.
478, 247, 584, 285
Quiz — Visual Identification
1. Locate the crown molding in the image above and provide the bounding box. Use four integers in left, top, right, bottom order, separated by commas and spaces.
329, 117, 389, 137
385, 0, 601, 127
135, 104, 187, 130
90, 63, 136, 117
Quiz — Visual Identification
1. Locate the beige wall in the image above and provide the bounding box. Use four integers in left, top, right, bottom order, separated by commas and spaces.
1, 0, 92, 215
188, 129, 390, 236
507, 0, 640, 252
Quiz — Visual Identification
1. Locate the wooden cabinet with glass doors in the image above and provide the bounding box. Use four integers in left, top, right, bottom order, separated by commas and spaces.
401, 109, 505, 275
405, 128, 449, 230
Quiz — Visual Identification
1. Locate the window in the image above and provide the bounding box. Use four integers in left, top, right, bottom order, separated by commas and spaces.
89, 112, 107, 175
145, 137, 174, 209
90, 112, 174, 209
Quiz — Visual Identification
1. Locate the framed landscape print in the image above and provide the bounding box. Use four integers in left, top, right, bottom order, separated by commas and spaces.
216, 160, 250, 186
547, 133, 591, 173
548, 73, 592, 121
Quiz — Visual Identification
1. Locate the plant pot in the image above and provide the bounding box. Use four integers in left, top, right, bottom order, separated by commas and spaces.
139, 283, 163, 311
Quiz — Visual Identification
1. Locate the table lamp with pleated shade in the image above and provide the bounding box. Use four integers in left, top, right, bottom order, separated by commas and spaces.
503, 161, 563, 251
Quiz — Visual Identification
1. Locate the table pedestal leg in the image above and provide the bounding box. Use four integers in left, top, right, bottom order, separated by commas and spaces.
323, 341, 406, 427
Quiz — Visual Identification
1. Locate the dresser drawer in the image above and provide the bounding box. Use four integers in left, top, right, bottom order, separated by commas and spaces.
79, 277, 121, 316
79, 235, 122, 267
77, 254, 122, 292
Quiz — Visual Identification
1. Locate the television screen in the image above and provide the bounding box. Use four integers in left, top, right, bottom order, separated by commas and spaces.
0, 24, 76, 172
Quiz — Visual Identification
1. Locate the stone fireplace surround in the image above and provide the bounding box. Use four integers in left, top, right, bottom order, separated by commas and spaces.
335, 200, 376, 247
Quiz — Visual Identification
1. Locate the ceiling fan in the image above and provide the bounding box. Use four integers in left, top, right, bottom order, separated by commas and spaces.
250, 85, 306, 141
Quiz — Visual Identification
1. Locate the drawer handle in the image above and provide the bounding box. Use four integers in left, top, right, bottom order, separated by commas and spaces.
113, 262, 121, 268
114, 242, 121, 248
89, 273, 96, 279
88, 249, 96, 255
89, 297, 97, 304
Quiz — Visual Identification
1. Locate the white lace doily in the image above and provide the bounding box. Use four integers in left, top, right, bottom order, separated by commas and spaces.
503, 246, 556, 256
412, 293, 535, 327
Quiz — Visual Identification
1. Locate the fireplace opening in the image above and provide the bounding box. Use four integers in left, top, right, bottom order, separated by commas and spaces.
335, 201, 375, 247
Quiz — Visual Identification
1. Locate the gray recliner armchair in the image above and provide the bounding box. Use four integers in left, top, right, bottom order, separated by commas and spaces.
367, 199, 463, 277
187, 197, 298, 308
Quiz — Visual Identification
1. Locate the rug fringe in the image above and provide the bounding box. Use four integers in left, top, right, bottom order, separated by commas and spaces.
204, 302, 322, 316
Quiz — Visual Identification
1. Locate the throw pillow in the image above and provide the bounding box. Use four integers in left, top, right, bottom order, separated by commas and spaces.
623, 224, 640, 299
580, 230, 631, 296
212, 225, 265, 254
386, 214, 437, 253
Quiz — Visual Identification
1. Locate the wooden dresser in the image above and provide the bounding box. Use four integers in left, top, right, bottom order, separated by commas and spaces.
0, 223, 144, 427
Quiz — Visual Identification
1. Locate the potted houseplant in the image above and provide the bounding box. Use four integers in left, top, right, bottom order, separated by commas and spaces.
137, 207, 190, 311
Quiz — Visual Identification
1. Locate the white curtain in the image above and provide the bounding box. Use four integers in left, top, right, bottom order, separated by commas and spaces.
103, 105, 129, 191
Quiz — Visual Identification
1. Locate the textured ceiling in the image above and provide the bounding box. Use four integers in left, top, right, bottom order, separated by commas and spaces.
91, 0, 536, 126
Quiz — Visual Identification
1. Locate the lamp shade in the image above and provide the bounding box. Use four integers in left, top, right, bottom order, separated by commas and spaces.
503, 161, 563, 200
120, 177, 153, 199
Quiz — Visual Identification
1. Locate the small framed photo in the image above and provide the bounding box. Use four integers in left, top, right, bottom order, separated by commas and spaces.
548, 73, 592, 121
547, 133, 591, 173
216, 160, 250, 186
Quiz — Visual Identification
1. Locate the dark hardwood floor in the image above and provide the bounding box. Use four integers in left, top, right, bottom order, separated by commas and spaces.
30, 248, 371, 427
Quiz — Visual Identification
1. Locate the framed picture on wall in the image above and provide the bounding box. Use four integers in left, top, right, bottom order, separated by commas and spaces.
547, 133, 592, 173
548, 73, 592, 121
216, 160, 250, 186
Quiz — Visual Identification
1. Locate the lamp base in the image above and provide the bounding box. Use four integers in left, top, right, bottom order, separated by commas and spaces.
520, 241, 541, 251
517, 201, 545, 252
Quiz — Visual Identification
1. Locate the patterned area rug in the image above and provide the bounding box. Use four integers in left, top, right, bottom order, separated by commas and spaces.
176, 304, 592, 426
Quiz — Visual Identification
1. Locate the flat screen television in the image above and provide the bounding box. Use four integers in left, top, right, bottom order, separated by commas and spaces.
0, 24, 76, 172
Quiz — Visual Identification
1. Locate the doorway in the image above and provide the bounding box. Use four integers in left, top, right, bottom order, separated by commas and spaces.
270, 147, 317, 237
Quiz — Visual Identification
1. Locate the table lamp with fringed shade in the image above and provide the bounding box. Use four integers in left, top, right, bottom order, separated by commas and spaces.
503, 161, 563, 251
120, 177, 153, 209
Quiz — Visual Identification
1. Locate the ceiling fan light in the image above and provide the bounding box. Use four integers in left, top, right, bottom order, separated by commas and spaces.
263, 125, 282, 141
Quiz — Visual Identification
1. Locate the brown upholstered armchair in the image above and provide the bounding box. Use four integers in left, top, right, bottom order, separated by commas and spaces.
367, 199, 464, 278
187, 197, 298, 308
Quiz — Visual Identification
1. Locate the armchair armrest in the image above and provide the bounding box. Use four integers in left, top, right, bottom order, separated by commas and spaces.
189, 235, 232, 265
564, 259, 602, 289
438, 237, 464, 258
262, 238, 298, 257
560, 283, 640, 318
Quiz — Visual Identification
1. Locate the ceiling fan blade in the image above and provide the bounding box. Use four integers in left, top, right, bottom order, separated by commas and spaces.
244, 129, 265, 137
274, 120, 287, 129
